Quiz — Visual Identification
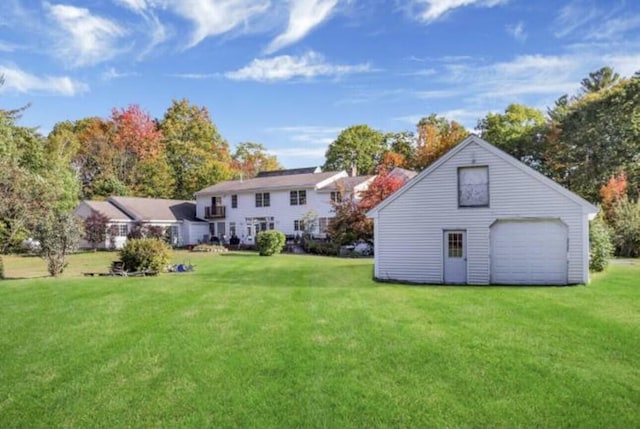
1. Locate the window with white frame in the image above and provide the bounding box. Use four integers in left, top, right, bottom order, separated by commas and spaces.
290, 190, 307, 205
255, 192, 270, 207
117, 224, 128, 237
231, 194, 238, 209
318, 217, 330, 234
330, 191, 342, 203
294, 220, 305, 232
458, 166, 489, 207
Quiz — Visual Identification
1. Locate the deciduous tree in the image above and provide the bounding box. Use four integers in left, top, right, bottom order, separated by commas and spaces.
324, 125, 386, 175
160, 99, 232, 199
34, 211, 83, 277
477, 104, 547, 168
358, 166, 406, 212
83, 211, 110, 250
414, 114, 468, 170
231, 142, 282, 179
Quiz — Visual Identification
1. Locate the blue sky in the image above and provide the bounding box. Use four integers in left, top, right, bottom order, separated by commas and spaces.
1, 0, 639, 168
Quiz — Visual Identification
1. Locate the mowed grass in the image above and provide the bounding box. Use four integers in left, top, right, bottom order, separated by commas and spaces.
1, 252, 639, 428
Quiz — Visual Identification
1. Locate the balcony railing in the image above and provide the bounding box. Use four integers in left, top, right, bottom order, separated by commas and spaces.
205, 206, 226, 219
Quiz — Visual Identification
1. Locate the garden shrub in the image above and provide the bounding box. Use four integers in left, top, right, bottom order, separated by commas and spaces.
589, 212, 613, 272
120, 238, 171, 272
256, 230, 286, 256
302, 237, 339, 256
610, 197, 640, 257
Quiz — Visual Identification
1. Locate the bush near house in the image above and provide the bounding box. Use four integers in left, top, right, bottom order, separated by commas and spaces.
256, 230, 286, 256
589, 213, 614, 272
119, 238, 171, 272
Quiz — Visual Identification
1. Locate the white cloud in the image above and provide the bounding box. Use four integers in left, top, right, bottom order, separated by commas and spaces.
269, 146, 328, 159
265, 0, 339, 54
554, 0, 600, 38
113, 0, 149, 13
0, 64, 89, 95
168, 72, 220, 79
414, 89, 459, 98
602, 53, 640, 77
225, 51, 372, 82
0, 41, 18, 52
113, 0, 169, 58
587, 15, 640, 41
506, 21, 526, 42
101, 67, 140, 81
164, 0, 271, 48
410, 0, 509, 23
45, 2, 126, 67
266, 125, 341, 145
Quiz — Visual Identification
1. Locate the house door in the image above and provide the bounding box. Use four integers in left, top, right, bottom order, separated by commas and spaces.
444, 230, 467, 284
217, 222, 225, 240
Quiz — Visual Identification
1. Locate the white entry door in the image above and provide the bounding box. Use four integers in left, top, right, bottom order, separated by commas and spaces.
444, 230, 467, 284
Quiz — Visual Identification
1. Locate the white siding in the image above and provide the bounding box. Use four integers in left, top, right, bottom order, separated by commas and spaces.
74, 203, 129, 249
196, 187, 336, 241
182, 221, 210, 245
374, 141, 590, 285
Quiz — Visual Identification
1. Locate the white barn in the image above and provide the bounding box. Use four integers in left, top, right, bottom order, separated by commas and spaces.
367, 136, 598, 285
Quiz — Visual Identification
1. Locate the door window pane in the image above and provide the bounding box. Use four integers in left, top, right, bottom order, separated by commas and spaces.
448, 233, 463, 258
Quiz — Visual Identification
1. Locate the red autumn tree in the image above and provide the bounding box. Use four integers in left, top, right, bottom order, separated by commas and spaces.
600, 171, 628, 222
111, 104, 163, 159
358, 166, 407, 212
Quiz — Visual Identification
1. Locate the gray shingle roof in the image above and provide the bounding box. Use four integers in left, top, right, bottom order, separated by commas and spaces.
195, 171, 344, 195
322, 175, 374, 191
83, 201, 132, 221
108, 197, 201, 222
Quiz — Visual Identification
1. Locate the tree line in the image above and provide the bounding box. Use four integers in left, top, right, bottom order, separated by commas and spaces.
1, 66, 639, 275
323, 67, 640, 259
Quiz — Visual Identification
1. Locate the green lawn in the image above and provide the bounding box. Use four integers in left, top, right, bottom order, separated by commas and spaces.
1, 252, 639, 428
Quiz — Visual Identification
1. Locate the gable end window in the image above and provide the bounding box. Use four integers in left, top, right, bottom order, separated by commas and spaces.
458, 166, 489, 207
330, 191, 342, 203
231, 194, 238, 209
290, 190, 307, 206
255, 192, 270, 207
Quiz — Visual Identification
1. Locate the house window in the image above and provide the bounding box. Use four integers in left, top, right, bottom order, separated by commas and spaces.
318, 217, 330, 234
255, 192, 270, 207
170, 225, 179, 245
290, 190, 307, 205
330, 191, 342, 203
294, 220, 305, 232
231, 195, 237, 209
118, 224, 128, 237
229, 222, 236, 236
458, 166, 489, 207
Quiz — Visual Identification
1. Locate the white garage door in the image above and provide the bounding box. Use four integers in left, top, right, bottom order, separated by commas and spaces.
490, 219, 568, 285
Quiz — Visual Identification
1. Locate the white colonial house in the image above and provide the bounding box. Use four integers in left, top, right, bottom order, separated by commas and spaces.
367, 136, 598, 285
74, 196, 210, 249
194, 167, 374, 243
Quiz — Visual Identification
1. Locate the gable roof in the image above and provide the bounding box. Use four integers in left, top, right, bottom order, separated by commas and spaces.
255, 167, 321, 177
367, 135, 598, 218
108, 196, 201, 222
321, 175, 375, 191
195, 171, 345, 195
82, 200, 132, 221
389, 167, 418, 181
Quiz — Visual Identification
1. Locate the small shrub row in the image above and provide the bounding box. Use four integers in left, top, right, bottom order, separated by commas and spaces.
191, 244, 228, 253
302, 237, 339, 256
